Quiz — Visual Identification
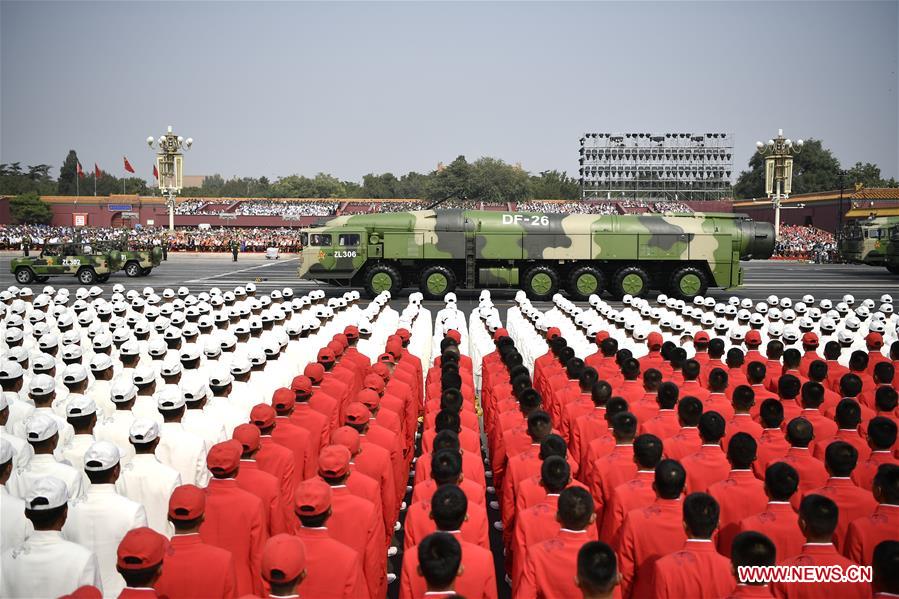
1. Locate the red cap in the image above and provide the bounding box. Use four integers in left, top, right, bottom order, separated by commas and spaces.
363, 374, 385, 393
377, 352, 395, 364
116, 527, 167, 570
250, 403, 276, 428
304, 362, 325, 384
261, 534, 307, 583
317, 348, 335, 364
647, 332, 664, 349
445, 329, 461, 343
331, 426, 361, 455
294, 478, 331, 516
546, 327, 562, 340
168, 484, 206, 520
745, 330, 762, 345
233, 423, 261, 453
206, 440, 242, 474
62, 587, 103, 599
345, 402, 371, 425
801, 332, 819, 347
290, 375, 312, 395
694, 331, 710, 343
326, 341, 343, 357
318, 444, 351, 478
866, 332, 884, 348
343, 326, 359, 340
395, 328, 411, 342
371, 363, 390, 379
272, 387, 296, 411
493, 328, 509, 341
357, 389, 380, 410
333, 333, 348, 347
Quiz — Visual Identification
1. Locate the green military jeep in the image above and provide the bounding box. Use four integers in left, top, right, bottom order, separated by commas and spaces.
11, 242, 125, 285
119, 247, 163, 277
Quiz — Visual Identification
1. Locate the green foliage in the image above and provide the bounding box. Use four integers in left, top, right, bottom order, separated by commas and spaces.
57, 150, 79, 195
529, 170, 580, 200
467, 157, 531, 203
426, 155, 472, 202
0, 163, 56, 195
9, 192, 53, 224
845, 162, 883, 189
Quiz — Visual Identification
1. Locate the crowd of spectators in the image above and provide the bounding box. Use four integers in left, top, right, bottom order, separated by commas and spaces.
172, 200, 209, 215
774, 224, 836, 261
651, 200, 694, 213
234, 200, 338, 217
379, 201, 428, 212
517, 201, 618, 214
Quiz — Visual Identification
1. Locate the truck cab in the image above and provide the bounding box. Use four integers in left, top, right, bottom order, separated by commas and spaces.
298, 227, 368, 282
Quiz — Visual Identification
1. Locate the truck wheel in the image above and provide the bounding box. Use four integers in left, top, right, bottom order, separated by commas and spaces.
669, 266, 708, 300
125, 262, 143, 277
14, 267, 35, 284
77, 267, 97, 285
612, 265, 650, 298
141, 267, 153, 276
419, 265, 456, 300
364, 264, 402, 298
567, 266, 605, 301
523, 265, 559, 301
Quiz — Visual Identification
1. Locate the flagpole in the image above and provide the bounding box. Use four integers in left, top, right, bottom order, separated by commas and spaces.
76, 163, 80, 197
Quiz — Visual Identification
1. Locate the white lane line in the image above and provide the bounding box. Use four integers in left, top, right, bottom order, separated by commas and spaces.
185, 258, 300, 282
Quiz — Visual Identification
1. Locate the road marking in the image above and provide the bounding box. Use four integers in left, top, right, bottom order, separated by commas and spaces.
185, 258, 300, 282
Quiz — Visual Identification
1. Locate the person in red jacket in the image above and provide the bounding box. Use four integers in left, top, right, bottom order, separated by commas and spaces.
116, 528, 167, 599
304, 362, 340, 433
649, 492, 735, 598
872, 540, 899, 599
344, 402, 405, 502
290, 375, 330, 451
724, 531, 777, 598
813, 399, 870, 461
680, 360, 711, 404
616, 358, 645, 407
232, 425, 288, 536
797, 382, 838, 441
852, 417, 898, 490
711, 433, 769, 556
725, 386, 763, 447
682, 411, 730, 494
586, 413, 638, 515
236, 422, 297, 519
775, 376, 804, 424
518, 487, 597, 599
638, 382, 680, 440
575, 541, 620, 599
200, 441, 267, 597
271, 388, 317, 479
754, 400, 791, 476
413, 532, 464, 597
663, 396, 704, 461
260, 534, 307, 599
615, 459, 688, 599
598, 435, 663, 544
772, 494, 869, 599
318, 444, 385, 541
845, 464, 899, 566
737, 462, 804, 562
780, 418, 828, 494
292, 478, 369, 599
412, 448, 484, 507
400, 485, 498, 599
800, 441, 877, 550
155, 485, 237, 599
404, 483, 490, 551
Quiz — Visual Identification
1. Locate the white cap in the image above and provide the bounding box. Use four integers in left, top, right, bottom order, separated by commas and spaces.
66, 395, 97, 418
4, 328, 24, 343
89, 353, 114, 372
181, 380, 208, 403
129, 419, 160, 444
160, 360, 182, 377
229, 356, 251, 376
179, 344, 202, 361
25, 413, 59, 442
83, 440, 121, 471
0, 437, 14, 464
0, 360, 24, 381
25, 476, 68, 510
208, 368, 233, 387
132, 365, 156, 386
119, 339, 140, 357
157, 389, 186, 411
28, 374, 56, 397
62, 363, 88, 385
61, 345, 83, 361
111, 379, 138, 403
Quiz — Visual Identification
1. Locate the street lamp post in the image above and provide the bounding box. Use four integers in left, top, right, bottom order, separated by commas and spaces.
147, 126, 193, 231
756, 129, 803, 241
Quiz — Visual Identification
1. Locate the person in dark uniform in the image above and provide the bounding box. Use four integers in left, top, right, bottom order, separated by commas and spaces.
230, 240, 239, 262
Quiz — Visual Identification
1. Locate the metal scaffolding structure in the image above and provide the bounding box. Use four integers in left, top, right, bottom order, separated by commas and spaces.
579, 132, 734, 201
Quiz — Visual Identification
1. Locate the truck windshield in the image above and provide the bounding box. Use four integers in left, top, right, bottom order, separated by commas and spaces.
309, 234, 331, 247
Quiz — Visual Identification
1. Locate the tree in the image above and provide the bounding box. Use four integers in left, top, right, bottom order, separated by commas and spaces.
57, 150, 79, 195
733, 139, 842, 199
362, 173, 400, 198
530, 170, 580, 200
10, 192, 53, 224
396, 172, 430, 198
467, 157, 531, 203
426, 155, 471, 202
844, 162, 883, 190
0, 163, 56, 195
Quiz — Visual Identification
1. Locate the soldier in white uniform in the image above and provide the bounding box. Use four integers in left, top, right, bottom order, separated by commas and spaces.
0, 393, 32, 469
60, 396, 97, 472
7, 413, 87, 501
116, 419, 180, 537
0, 476, 102, 598
86, 353, 117, 419
0, 438, 32, 552
93, 379, 139, 465
156, 392, 209, 487
63, 441, 148, 598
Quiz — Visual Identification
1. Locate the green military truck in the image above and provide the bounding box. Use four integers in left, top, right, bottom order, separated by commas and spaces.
297, 209, 775, 300
11, 242, 124, 285
839, 213, 899, 273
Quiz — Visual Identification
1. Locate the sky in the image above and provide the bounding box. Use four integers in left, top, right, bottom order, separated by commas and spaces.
1, 1, 897, 184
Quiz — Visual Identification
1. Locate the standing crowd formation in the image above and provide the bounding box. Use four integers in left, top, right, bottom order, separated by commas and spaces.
0, 280, 897, 599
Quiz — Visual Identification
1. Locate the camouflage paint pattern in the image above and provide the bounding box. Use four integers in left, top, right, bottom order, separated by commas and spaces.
11, 243, 125, 282
297, 209, 774, 291
839, 216, 899, 266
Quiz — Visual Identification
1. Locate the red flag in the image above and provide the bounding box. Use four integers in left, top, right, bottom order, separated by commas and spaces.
123, 156, 135, 173
153, 164, 158, 179
94, 163, 101, 179
76, 161, 85, 179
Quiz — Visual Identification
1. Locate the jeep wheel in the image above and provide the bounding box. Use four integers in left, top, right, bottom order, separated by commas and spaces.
141, 267, 153, 276
522, 265, 559, 301
612, 265, 650, 299
125, 262, 142, 277
14, 267, 35, 284
363, 263, 402, 298
77, 267, 97, 285
419, 265, 457, 300
567, 266, 606, 301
